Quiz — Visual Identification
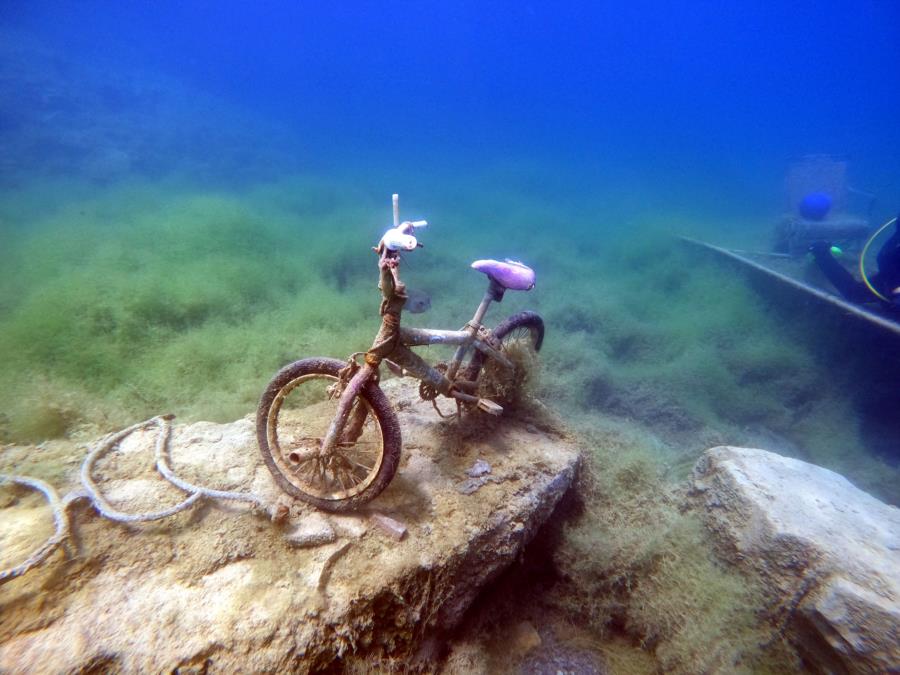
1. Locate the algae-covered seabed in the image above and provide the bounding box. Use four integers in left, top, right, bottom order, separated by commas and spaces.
3, 176, 896, 502
2, 17, 899, 674
4, 181, 898, 672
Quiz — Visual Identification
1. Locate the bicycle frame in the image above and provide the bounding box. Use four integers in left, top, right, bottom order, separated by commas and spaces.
256, 193, 544, 511
391, 278, 513, 397
319, 197, 517, 455
319, 276, 513, 456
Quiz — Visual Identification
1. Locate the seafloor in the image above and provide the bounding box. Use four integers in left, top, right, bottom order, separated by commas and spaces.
1, 31, 898, 673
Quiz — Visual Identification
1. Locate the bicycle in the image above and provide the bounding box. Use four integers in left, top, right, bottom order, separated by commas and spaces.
256, 195, 545, 512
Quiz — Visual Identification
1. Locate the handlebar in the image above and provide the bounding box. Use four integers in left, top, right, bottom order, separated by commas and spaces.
380, 194, 428, 252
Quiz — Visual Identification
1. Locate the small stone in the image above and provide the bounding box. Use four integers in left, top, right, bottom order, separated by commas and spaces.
284, 514, 335, 548
466, 459, 492, 478
269, 495, 293, 524
330, 514, 368, 539
369, 513, 407, 541
457, 477, 488, 495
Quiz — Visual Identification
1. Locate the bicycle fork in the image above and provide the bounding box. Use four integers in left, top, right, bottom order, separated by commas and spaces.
319, 362, 375, 457
320, 279, 512, 455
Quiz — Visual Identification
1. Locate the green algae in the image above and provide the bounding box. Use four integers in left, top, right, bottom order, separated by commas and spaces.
0, 182, 377, 440
0, 176, 895, 501
2, 174, 898, 673
549, 417, 800, 673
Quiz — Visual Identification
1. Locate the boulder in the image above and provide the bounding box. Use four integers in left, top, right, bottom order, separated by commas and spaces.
0, 379, 578, 672
690, 446, 900, 674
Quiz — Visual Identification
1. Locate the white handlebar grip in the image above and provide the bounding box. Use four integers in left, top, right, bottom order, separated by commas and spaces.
382, 228, 418, 251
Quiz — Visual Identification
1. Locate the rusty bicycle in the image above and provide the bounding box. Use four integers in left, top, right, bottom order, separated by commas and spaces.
256, 195, 544, 512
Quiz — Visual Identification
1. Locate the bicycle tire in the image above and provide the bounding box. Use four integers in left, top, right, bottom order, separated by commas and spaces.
256, 357, 402, 512
464, 311, 545, 400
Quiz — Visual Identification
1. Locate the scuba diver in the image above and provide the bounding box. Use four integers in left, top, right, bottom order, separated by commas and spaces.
809, 213, 900, 313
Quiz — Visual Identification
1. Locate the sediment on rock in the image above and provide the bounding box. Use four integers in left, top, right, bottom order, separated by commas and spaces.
0, 379, 578, 672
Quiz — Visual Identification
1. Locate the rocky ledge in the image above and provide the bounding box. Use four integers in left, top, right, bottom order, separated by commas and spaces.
0, 380, 578, 673
691, 446, 900, 674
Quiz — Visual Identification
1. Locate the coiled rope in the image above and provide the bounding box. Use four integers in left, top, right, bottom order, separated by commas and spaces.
0, 475, 71, 584
1, 415, 267, 585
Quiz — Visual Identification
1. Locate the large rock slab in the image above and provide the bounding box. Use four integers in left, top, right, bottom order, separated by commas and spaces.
690, 446, 900, 674
0, 380, 578, 672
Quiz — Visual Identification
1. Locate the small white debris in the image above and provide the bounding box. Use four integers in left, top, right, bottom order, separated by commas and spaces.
457, 477, 488, 495
284, 513, 335, 548
466, 459, 492, 478
329, 514, 369, 539
316, 542, 351, 591
369, 513, 407, 541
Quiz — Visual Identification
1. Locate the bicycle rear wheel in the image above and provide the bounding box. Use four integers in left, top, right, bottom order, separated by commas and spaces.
465, 311, 545, 406
256, 358, 401, 512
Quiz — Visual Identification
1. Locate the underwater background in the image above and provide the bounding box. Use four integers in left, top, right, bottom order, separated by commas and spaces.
2, 2, 900, 669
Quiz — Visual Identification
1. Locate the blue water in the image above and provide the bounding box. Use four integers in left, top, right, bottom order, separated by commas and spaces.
4, 2, 899, 220
1, 3, 899, 490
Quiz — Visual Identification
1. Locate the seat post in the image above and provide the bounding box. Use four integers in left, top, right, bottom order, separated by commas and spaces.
472, 279, 504, 326
446, 279, 505, 380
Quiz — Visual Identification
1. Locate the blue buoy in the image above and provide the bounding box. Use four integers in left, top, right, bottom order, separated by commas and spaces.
799, 191, 832, 221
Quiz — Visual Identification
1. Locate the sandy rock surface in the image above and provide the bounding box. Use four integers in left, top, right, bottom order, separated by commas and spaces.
0, 379, 578, 673
690, 446, 900, 674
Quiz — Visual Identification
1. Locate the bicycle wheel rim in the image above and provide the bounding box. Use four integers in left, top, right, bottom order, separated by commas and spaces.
266, 373, 386, 501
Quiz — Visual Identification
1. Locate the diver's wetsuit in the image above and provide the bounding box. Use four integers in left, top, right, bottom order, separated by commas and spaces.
810, 216, 900, 312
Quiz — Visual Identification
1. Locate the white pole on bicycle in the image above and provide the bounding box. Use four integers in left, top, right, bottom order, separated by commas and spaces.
392, 193, 400, 228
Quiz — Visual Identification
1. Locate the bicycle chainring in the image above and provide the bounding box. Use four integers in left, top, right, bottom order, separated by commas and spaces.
418, 362, 448, 401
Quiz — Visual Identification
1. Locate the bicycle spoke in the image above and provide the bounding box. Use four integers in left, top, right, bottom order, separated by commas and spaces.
346, 457, 375, 473
293, 460, 317, 479
334, 465, 348, 489
339, 455, 366, 484
266, 370, 387, 501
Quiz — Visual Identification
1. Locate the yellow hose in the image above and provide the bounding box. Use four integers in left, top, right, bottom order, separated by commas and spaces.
859, 216, 897, 302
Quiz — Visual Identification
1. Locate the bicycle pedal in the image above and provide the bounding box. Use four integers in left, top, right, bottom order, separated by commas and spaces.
477, 399, 504, 416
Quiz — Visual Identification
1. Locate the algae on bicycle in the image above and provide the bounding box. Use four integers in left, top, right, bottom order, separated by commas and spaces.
257, 195, 544, 512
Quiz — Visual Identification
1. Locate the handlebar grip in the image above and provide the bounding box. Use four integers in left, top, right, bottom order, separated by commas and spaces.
381, 228, 418, 251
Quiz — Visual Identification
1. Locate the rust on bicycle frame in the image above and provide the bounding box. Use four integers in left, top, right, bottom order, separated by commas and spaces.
320, 233, 422, 454
320, 197, 520, 455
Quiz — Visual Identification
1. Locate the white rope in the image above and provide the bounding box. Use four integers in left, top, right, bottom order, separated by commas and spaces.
80, 416, 203, 522
152, 416, 263, 506
0, 475, 70, 583
1, 415, 268, 585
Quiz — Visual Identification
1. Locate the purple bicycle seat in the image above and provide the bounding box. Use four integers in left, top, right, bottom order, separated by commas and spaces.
470, 259, 536, 291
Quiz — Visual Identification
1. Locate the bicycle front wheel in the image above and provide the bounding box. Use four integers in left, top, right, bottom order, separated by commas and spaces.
256, 358, 401, 512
